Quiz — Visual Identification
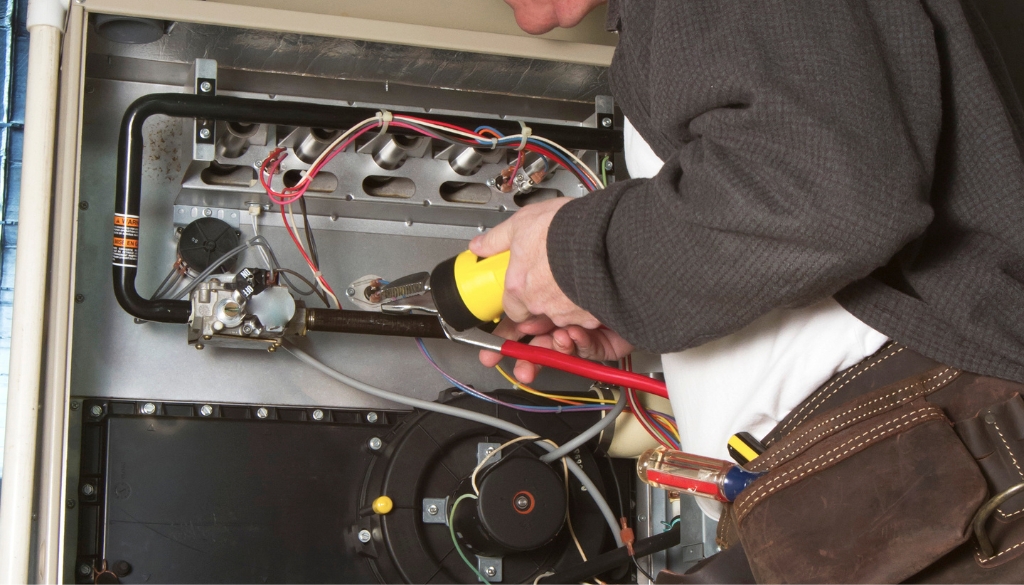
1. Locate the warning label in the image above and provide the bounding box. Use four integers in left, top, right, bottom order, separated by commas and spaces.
112, 213, 140, 266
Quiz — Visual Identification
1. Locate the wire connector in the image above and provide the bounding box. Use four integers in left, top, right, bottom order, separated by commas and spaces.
619, 517, 635, 556
378, 110, 393, 134
517, 121, 532, 151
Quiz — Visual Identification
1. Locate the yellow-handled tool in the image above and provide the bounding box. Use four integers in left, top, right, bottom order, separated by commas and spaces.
430, 250, 510, 331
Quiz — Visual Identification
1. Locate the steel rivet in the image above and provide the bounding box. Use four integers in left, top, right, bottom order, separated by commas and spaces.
427, 504, 439, 515
200, 404, 213, 417
141, 402, 157, 415
601, 117, 613, 128
81, 484, 96, 497
199, 81, 212, 93
89, 405, 103, 417
256, 407, 269, 419
985, 413, 996, 424
358, 529, 372, 543
369, 437, 382, 450
366, 412, 378, 423
312, 409, 324, 421
199, 128, 211, 139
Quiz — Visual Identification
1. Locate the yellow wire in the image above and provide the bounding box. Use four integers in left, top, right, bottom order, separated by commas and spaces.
651, 413, 681, 442
494, 365, 617, 405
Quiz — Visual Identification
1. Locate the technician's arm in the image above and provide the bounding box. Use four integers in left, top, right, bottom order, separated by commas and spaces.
547, 0, 942, 353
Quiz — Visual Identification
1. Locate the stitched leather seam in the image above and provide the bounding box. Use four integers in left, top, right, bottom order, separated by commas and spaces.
736, 407, 941, 519
778, 345, 905, 436
751, 368, 957, 471
991, 419, 1024, 519
977, 537, 1024, 563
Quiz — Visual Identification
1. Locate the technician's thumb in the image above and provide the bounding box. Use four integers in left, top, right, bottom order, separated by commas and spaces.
469, 221, 512, 258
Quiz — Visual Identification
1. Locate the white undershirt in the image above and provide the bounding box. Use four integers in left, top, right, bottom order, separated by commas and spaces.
623, 118, 889, 519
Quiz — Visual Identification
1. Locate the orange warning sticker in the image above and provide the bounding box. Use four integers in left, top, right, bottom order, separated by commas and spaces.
113, 237, 138, 249
113, 213, 140, 266
113, 216, 140, 227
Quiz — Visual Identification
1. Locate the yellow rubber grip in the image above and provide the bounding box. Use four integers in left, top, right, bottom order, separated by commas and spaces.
453, 249, 509, 323
727, 434, 761, 464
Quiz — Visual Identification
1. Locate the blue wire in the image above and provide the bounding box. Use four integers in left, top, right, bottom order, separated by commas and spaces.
475, 125, 505, 137
415, 339, 613, 414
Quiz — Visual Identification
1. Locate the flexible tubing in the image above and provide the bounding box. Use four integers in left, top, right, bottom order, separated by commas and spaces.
501, 340, 669, 399
284, 343, 623, 547
540, 389, 626, 463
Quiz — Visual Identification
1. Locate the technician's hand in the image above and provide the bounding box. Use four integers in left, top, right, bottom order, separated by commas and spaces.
479, 317, 635, 383
469, 197, 599, 328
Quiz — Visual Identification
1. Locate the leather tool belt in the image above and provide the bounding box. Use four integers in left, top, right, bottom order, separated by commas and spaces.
661, 342, 1024, 583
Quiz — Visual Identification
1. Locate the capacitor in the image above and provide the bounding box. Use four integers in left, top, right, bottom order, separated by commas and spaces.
637, 447, 763, 502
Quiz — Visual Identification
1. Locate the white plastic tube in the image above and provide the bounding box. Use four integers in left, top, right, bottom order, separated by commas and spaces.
0, 0, 68, 581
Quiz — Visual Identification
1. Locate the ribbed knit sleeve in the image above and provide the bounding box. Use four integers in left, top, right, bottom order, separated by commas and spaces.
547, 0, 943, 353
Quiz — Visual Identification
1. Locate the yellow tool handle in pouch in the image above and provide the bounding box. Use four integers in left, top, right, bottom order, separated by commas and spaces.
453, 249, 509, 323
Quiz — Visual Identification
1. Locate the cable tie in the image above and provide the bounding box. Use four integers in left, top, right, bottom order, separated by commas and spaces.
378, 110, 393, 134
488, 136, 498, 149
516, 121, 532, 151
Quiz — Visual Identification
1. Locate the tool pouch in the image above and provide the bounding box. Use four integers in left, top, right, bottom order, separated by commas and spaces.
731, 364, 988, 583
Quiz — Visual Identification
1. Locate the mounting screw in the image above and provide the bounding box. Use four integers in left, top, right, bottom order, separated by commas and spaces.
203, 207, 213, 217
78, 201, 89, 210
70, 401, 80, 410
199, 81, 213, 93
346, 287, 356, 297
203, 334, 212, 340
256, 407, 269, 419
89, 405, 103, 418
638, 515, 647, 521
312, 409, 325, 421
78, 563, 92, 576
199, 128, 212, 140
195, 343, 205, 350
368, 437, 382, 451
581, 485, 588, 492
601, 117, 613, 128
113, 561, 132, 577
427, 504, 439, 516
604, 159, 614, 171
141, 402, 157, 415
515, 495, 530, 510
485, 446, 495, 455
486, 178, 496, 187
485, 567, 497, 578
241, 324, 254, 335
366, 412, 378, 423
200, 404, 213, 417
358, 529, 372, 543
80, 483, 96, 497
74, 294, 85, 303
267, 345, 278, 353
66, 499, 76, 509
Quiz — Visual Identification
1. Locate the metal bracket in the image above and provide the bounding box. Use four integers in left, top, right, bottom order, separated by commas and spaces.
594, 95, 614, 130
477, 556, 502, 582
422, 497, 449, 524
189, 58, 219, 161
477, 442, 502, 467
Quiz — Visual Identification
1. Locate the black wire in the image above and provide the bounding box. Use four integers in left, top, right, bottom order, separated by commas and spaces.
605, 455, 626, 519
633, 557, 655, 582
276, 268, 330, 307
297, 196, 320, 269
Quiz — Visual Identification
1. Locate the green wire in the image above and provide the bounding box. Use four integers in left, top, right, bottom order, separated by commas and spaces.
449, 493, 490, 584
600, 155, 610, 187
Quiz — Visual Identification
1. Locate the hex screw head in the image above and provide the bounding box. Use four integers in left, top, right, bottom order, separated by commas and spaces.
203, 207, 213, 217
366, 411, 378, 423
312, 409, 324, 421
74, 294, 85, 303
358, 529, 372, 543
427, 504, 439, 516
199, 128, 212, 139
141, 402, 157, 415
241, 324, 254, 335
89, 405, 103, 418
66, 499, 76, 509
368, 437, 382, 451
346, 287, 356, 297
199, 81, 213, 93
200, 404, 213, 417
81, 483, 96, 497
515, 495, 530, 510
70, 401, 80, 410
604, 159, 614, 171
601, 117, 613, 128
485, 567, 497, 578
256, 407, 269, 419
79, 201, 89, 210
79, 563, 92, 576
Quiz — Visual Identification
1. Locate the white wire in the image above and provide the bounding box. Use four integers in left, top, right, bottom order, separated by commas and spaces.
289, 116, 380, 190
532, 135, 604, 186
286, 203, 340, 308
471, 435, 539, 495
249, 212, 273, 269
283, 343, 624, 547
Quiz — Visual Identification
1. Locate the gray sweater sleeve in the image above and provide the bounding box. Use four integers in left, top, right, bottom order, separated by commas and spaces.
547, 0, 942, 354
